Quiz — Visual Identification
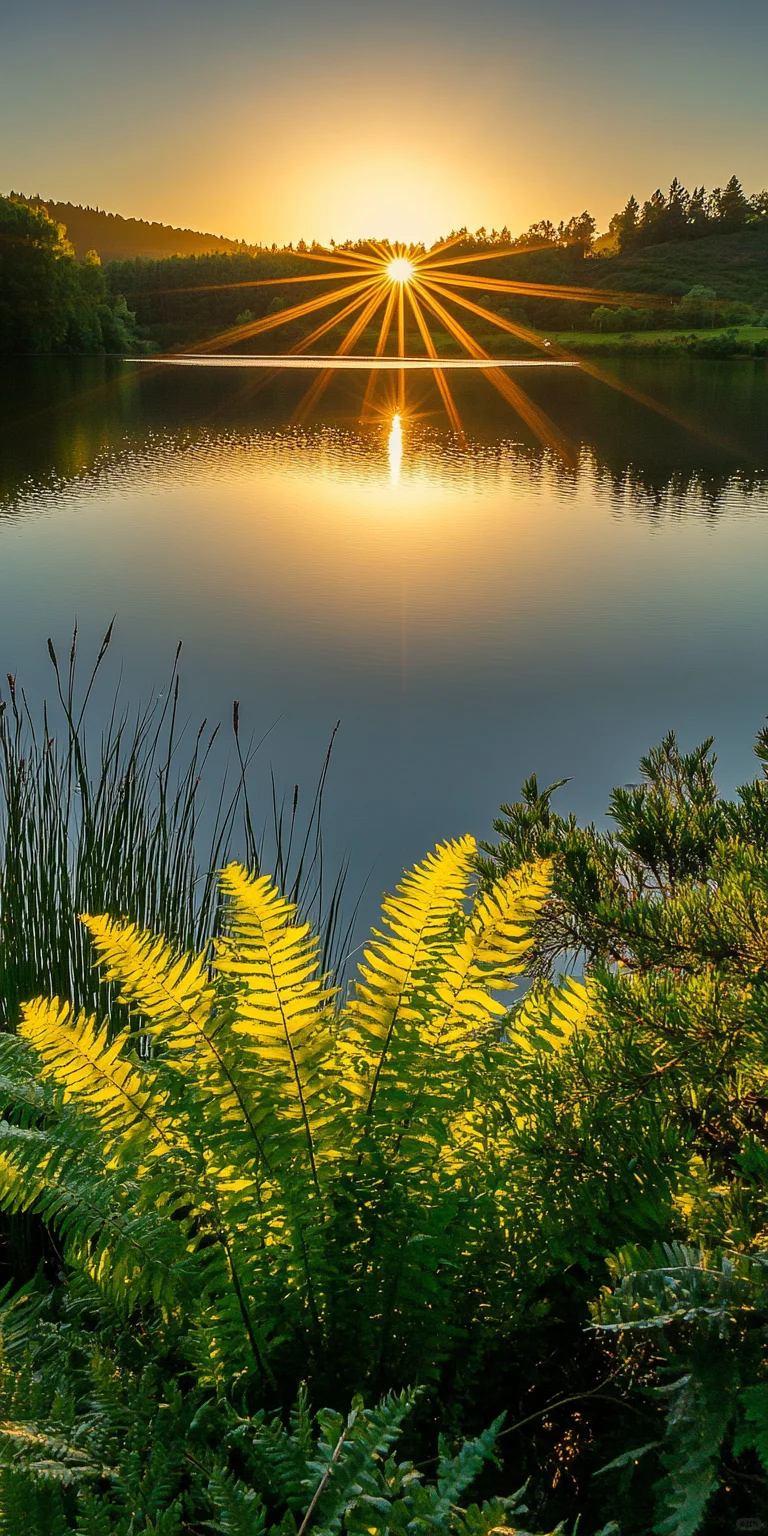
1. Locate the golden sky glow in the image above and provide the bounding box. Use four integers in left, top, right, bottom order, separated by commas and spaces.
3, 2, 766, 250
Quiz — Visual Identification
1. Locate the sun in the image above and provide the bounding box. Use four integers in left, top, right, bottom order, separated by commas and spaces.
387, 257, 415, 284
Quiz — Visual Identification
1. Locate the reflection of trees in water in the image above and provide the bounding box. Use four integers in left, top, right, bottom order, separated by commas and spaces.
576, 452, 768, 519
455, 441, 768, 519
0, 356, 766, 520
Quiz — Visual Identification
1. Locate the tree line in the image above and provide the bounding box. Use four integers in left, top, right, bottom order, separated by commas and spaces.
433, 176, 767, 257
607, 174, 768, 252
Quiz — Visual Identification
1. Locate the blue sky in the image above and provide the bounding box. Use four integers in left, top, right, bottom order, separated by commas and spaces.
2, 0, 766, 244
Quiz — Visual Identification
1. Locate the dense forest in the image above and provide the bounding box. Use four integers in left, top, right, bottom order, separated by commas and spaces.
104, 174, 768, 353
6, 192, 256, 262
106, 237, 768, 357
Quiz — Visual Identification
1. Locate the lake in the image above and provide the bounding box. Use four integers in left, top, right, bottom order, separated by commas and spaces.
1, 354, 767, 935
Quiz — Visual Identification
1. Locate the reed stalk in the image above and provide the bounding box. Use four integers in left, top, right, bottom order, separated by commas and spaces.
0, 624, 351, 1030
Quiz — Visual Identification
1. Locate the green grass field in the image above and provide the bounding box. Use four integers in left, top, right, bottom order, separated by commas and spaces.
537, 324, 768, 356
551, 324, 765, 344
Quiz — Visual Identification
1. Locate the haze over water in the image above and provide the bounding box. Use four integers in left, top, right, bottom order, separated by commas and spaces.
2, 356, 767, 934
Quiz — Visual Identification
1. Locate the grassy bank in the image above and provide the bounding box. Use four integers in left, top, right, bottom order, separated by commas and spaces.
545, 323, 768, 356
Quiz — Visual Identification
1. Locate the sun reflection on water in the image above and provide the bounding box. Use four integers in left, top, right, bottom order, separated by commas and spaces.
388, 413, 403, 485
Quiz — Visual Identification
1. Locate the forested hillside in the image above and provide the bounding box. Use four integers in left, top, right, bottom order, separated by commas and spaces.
4, 174, 768, 353
593, 223, 768, 307
6, 192, 256, 262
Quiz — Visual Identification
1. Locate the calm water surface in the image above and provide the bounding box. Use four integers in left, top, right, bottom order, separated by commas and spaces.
1, 357, 767, 929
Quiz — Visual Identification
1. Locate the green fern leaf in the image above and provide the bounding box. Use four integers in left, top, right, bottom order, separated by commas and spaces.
206, 1466, 268, 1535
735, 1382, 768, 1469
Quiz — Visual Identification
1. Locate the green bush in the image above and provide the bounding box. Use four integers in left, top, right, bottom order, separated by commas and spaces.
481, 730, 768, 1531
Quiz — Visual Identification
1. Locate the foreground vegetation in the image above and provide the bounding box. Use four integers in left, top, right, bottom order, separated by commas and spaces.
3, 649, 768, 1530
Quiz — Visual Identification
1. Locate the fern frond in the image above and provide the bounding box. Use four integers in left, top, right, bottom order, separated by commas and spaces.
83, 912, 277, 1176
0, 1468, 70, 1535
735, 1382, 768, 1470
426, 1414, 505, 1524
308, 1390, 418, 1536
0, 1421, 105, 1484
595, 1241, 768, 1331
82, 913, 213, 1058
507, 974, 594, 1058
206, 1465, 268, 1535
653, 1357, 735, 1536
74, 1490, 121, 1536
215, 865, 337, 1190
343, 838, 476, 1113
0, 1118, 203, 1316
434, 861, 551, 1047
18, 999, 174, 1165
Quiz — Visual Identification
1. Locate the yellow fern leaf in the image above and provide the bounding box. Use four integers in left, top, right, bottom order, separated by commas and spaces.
18, 998, 175, 1160
214, 865, 337, 1188
82, 915, 213, 1055
432, 860, 551, 1047
341, 836, 476, 1111
0, 1143, 50, 1214
508, 975, 595, 1057
83, 913, 285, 1178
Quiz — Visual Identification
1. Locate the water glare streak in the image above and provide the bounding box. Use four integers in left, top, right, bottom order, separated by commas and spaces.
388, 413, 403, 484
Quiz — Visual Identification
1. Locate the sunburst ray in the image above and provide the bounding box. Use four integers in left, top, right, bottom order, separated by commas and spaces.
132, 269, 374, 300
290, 282, 382, 354
406, 286, 463, 436
426, 270, 667, 312
189, 274, 379, 355
419, 242, 578, 271
293, 282, 390, 423
290, 247, 383, 271
412, 278, 575, 461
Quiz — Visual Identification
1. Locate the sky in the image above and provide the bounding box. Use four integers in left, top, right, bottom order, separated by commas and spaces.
1, 0, 767, 247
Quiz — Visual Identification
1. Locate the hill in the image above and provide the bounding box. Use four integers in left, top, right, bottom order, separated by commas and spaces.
591, 223, 768, 307
5, 192, 257, 263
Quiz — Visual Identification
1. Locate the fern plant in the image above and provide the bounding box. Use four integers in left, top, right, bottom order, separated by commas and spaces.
0, 838, 572, 1408
0, 1277, 561, 1535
